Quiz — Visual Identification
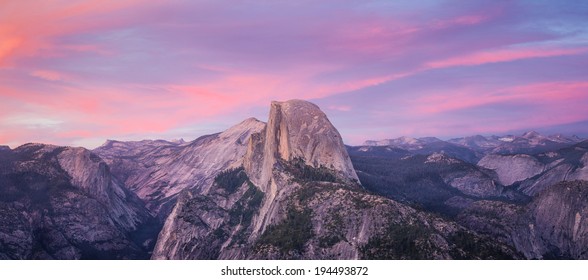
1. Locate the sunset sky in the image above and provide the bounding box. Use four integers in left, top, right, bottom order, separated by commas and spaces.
1, 0, 587, 148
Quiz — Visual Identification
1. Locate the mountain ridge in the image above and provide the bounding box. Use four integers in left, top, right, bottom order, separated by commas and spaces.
0, 143, 157, 259
1, 100, 587, 260
363, 131, 583, 158
150, 100, 518, 260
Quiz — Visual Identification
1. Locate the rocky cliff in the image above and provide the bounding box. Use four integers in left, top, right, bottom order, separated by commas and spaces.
4, 100, 585, 260
151, 100, 517, 260
517, 142, 588, 196
94, 118, 265, 218
244, 100, 359, 189
0, 144, 156, 259
241, 100, 360, 239
458, 180, 588, 259
523, 180, 588, 259
478, 154, 545, 186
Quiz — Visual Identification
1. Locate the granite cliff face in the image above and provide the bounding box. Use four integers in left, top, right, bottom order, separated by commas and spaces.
478, 154, 545, 186
0, 144, 155, 259
472, 141, 588, 196
525, 180, 588, 259
244, 100, 359, 189
516, 142, 588, 196
152, 99, 363, 259
152, 100, 516, 260
241, 100, 360, 240
2, 99, 585, 260
94, 118, 265, 218
458, 180, 588, 259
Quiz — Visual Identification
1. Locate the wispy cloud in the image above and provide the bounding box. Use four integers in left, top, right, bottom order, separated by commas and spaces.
1, 0, 587, 147
427, 47, 588, 68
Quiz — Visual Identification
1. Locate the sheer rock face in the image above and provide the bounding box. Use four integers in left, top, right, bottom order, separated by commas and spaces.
154, 100, 364, 259
152, 100, 516, 260
0, 144, 154, 259
94, 118, 265, 218
244, 100, 359, 191
524, 180, 588, 259
151, 170, 517, 260
569, 152, 588, 181
518, 164, 574, 196
458, 180, 588, 259
513, 145, 588, 196
478, 154, 545, 186
243, 100, 360, 237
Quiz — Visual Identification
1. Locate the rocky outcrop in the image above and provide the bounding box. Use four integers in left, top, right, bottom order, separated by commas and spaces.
244, 100, 359, 190
426, 153, 503, 198
442, 169, 502, 198
94, 118, 265, 218
153, 100, 362, 259
514, 143, 588, 196
568, 152, 588, 181
518, 164, 574, 196
242, 100, 360, 240
458, 180, 588, 259
477, 154, 544, 186
152, 100, 517, 260
0, 144, 156, 259
152, 164, 517, 260
523, 180, 588, 259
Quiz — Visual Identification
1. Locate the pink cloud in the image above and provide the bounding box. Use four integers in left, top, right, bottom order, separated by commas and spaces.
400, 81, 588, 137
0, 37, 22, 66
0, 0, 160, 67
413, 81, 588, 115
318, 11, 492, 65
1, 1, 587, 147
315, 70, 419, 97
426, 47, 588, 68
30, 70, 71, 81
330, 45, 588, 97
430, 15, 489, 29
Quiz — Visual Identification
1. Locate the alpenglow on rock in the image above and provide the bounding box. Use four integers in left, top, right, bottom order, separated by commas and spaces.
244, 100, 359, 190
93, 118, 265, 218
152, 100, 516, 260
152, 100, 369, 259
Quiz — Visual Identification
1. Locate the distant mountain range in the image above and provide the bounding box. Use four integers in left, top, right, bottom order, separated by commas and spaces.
1, 100, 587, 259
361, 132, 584, 163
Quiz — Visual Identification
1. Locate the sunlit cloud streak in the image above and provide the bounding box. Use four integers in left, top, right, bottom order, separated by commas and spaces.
1, 0, 587, 147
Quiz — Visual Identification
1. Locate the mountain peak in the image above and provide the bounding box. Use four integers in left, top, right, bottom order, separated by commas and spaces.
269, 100, 325, 122
240, 117, 263, 125
171, 138, 185, 144
245, 100, 359, 191
363, 136, 442, 147
522, 131, 542, 139
219, 117, 265, 142
271, 99, 320, 108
